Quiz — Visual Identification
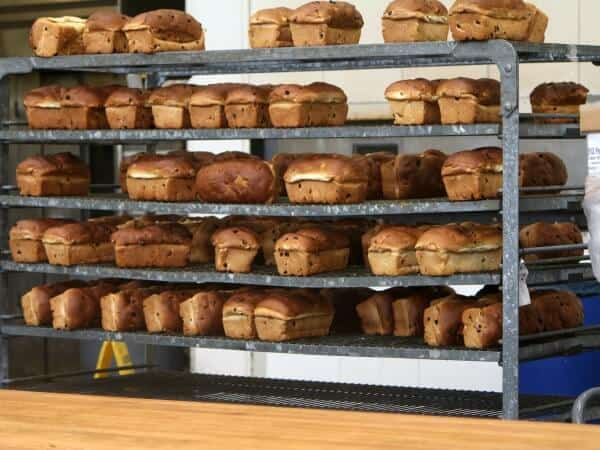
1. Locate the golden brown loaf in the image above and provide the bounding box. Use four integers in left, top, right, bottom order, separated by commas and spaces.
211, 226, 260, 250
143, 289, 200, 333
123, 9, 205, 53
519, 222, 583, 262
17, 152, 89, 179
43, 222, 115, 246
222, 289, 267, 339
111, 223, 192, 247
100, 286, 165, 332
105, 87, 150, 107
61, 85, 116, 107
391, 289, 433, 337
180, 290, 227, 336
424, 294, 475, 346
86, 9, 129, 32
148, 84, 197, 108
531, 290, 584, 331
442, 147, 503, 177
24, 85, 65, 109
436, 78, 500, 105
385, 78, 438, 102
251, 7, 294, 25
225, 84, 271, 105
211, 226, 260, 273
383, 1, 449, 43
369, 226, 424, 253
189, 84, 240, 107
24, 85, 67, 129
416, 222, 502, 253
196, 159, 277, 204
384, 0, 448, 19
29, 16, 86, 57
105, 87, 153, 129
381, 150, 447, 200
462, 299, 503, 349
249, 8, 294, 48
284, 155, 368, 185
367, 226, 425, 276
83, 9, 130, 54
10, 218, 76, 242
530, 82, 589, 124
21, 280, 88, 326
270, 82, 347, 104
276, 227, 350, 253
290, 2, 364, 28
355, 292, 394, 336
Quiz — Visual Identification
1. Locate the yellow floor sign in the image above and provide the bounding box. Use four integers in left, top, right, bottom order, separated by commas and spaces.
95, 341, 135, 379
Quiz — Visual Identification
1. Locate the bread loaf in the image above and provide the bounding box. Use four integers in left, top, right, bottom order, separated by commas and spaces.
382, 0, 449, 43
385, 79, 441, 125
143, 289, 200, 333
101, 286, 165, 332
16, 152, 90, 197
51, 280, 119, 330
254, 290, 334, 341
530, 82, 589, 124
224, 85, 272, 128
424, 294, 475, 346
178, 217, 220, 264
211, 227, 260, 273
123, 9, 205, 53
289, 1, 364, 46
519, 222, 583, 262
367, 225, 425, 275
179, 290, 227, 336
83, 10, 129, 54
105, 87, 153, 129
284, 155, 369, 204
196, 159, 277, 204
42, 221, 116, 266
449, 0, 533, 41
111, 223, 192, 268
442, 147, 502, 201
436, 78, 500, 124
249, 8, 294, 48
355, 152, 395, 200
224, 216, 288, 266
462, 297, 502, 349
520, 152, 568, 189
24, 85, 66, 129
29, 16, 85, 57
126, 154, 198, 202
21, 280, 87, 326
415, 222, 502, 276
525, 2, 548, 43
275, 227, 350, 276
392, 289, 434, 337
381, 149, 447, 200
269, 83, 348, 127
62, 85, 118, 129
531, 290, 584, 331
355, 292, 394, 335
222, 289, 267, 339
10, 218, 76, 263
148, 84, 197, 129
189, 84, 242, 129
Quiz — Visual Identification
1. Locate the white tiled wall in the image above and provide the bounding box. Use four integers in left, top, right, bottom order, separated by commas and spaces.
186, 1, 594, 391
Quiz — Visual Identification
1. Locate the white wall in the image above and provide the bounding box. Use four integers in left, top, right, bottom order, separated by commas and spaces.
186, 0, 594, 391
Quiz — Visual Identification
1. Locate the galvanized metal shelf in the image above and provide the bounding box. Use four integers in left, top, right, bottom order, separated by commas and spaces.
1, 42, 600, 77
0, 259, 593, 288
7, 370, 574, 419
0, 192, 583, 217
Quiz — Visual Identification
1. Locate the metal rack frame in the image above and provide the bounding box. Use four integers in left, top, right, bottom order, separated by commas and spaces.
0, 40, 598, 420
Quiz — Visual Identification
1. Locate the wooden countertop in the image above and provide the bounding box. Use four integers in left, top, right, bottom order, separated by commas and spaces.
1, 390, 599, 450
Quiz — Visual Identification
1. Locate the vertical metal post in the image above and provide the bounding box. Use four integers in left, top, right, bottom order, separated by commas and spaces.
496, 42, 520, 420
0, 75, 10, 385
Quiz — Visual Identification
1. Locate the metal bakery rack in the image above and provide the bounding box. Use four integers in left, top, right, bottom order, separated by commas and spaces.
0, 40, 599, 420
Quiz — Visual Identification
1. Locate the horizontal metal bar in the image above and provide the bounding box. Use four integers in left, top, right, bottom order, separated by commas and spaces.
1, 364, 152, 386
516, 186, 584, 193
520, 243, 588, 255
521, 113, 580, 120
526, 256, 590, 266
0, 260, 501, 288
0, 314, 23, 320
0, 323, 500, 362
517, 325, 600, 345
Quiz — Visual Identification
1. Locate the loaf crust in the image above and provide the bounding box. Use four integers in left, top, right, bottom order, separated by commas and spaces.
100, 286, 165, 332
531, 290, 584, 331
224, 85, 271, 128
61, 85, 117, 129
21, 280, 87, 326
51, 281, 119, 330
196, 159, 277, 204
83, 10, 129, 54
269, 83, 348, 127
424, 294, 475, 346
381, 149, 447, 200
392, 291, 432, 337
436, 78, 500, 124
530, 82, 589, 124
143, 289, 200, 333
367, 226, 425, 275
415, 222, 502, 276
105, 87, 153, 129
275, 227, 350, 276
519, 222, 583, 262
442, 147, 502, 201
385, 78, 441, 125
148, 84, 196, 128
289, 1, 364, 46
180, 217, 220, 264
525, 2, 548, 43
180, 291, 227, 336
382, 0, 448, 43
10, 218, 76, 263
123, 9, 205, 54
112, 223, 192, 268
189, 84, 241, 129
16, 152, 90, 197
24, 85, 66, 129
29, 17, 85, 57
519, 152, 568, 188
284, 155, 369, 204
249, 8, 293, 48
211, 226, 260, 273
355, 292, 394, 335
254, 290, 334, 341
222, 289, 267, 339
449, 0, 532, 41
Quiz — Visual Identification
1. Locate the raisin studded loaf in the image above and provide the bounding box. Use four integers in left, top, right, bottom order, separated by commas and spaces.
249, 7, 294, 48
382, 0, 449, 43
222, 289, 268, 339
16, 153, 90, 197
224, 84, 272, 128
436, 78, 500, 124
415, 222, 503, 276
83, 10, 130, 54
211, 227, 260, 273
143, 289, 202, 333
530, 82, 589, 124
61, 85, 119, 129
424, 293, 476, 346
21, 280, 88, 326
519, 222, 583, 262
355, 292, 395, 336
105, 87, 153, 129
148, 84, 197, 129
385, 78, 442, 125
100, 286, 166, 332
29, 16, 86, 57
123, 9, 205, 53
367, 225, 426, 276
24, 85, 66, 129
179, 290, 227, 336
289, 1, 364, 47
189, 83, 242, 129
9, 218, 76, 263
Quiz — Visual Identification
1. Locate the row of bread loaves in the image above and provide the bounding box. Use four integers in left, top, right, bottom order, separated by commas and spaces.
23, 82, 348, 130
385, 78, 589, 126
30, 9, 204, 57
250, 0, 548, 47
